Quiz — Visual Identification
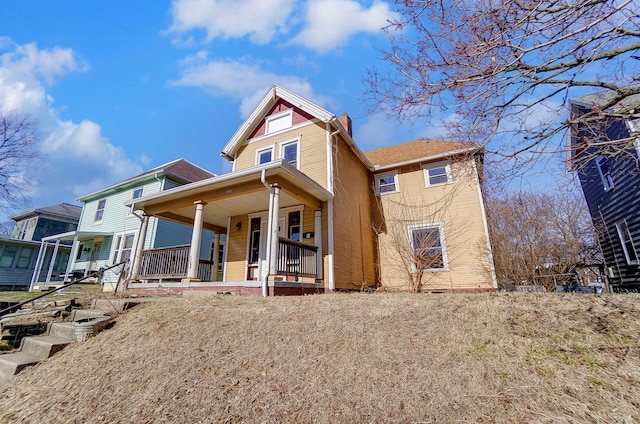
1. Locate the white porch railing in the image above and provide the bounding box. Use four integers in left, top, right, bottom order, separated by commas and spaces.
137, 245, 214, 281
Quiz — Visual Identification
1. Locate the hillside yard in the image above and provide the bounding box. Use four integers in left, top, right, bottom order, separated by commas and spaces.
0, 292, 639, 423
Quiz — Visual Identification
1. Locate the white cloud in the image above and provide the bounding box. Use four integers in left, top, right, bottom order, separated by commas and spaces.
168, 0, 296, 44
0, 39, 143, 216
171, 54, 332, 117
290, 0, 396, 53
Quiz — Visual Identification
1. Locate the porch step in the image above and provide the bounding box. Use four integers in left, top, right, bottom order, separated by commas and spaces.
48, 322, 75, 340
0, 352, 41, 381
21, 335, 73, 359
71, 309, 107, 321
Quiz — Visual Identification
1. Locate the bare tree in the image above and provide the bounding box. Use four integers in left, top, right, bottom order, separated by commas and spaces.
365, 1, 640, 162
0, 113, 38, 215
486, 184, 601, 290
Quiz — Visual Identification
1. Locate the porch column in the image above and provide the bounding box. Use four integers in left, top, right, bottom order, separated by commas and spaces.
64, 236, 80, 282
315, 210, 323, 280
186, 201, 207, 281
268, 183, 281, 276
212, 233, 221, 281
29, 241, 48, 291
131, 213, 150, 280
45, 240, 61, 283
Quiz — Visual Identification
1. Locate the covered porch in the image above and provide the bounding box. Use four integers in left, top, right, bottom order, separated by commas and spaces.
125, 160, 332, 296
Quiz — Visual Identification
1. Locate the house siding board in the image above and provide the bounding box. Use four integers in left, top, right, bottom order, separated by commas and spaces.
375, 159, 494, 291
225, 215, 248, 281
233, 122, 329, 190
577, 140, 640, 289
331, 136, 377, 290
153, 218, 214, 260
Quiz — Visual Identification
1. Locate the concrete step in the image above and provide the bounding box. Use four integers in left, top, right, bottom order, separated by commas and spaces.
21, 335, 72, 359
0, 352, 40, 381
48, 322, 74, 340
71, 309, 108, 321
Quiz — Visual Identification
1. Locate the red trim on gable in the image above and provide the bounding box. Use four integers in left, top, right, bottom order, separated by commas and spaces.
248, 99, 316, 139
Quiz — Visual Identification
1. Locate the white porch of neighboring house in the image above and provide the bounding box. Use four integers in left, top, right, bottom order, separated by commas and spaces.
29, 231, 113, 291
125, 160, 332, 296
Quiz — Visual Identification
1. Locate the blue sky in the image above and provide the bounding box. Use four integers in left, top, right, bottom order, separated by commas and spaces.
1, 0, 571, 222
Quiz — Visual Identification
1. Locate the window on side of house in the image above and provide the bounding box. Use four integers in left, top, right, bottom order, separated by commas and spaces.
129, 188, 143, 214
0, 246, 17, 268
265, 109, 293, 134
596, 156, 614, 191
423, 162, 452, 187
408, 223, 447, 271
256, 146, 274, 165
94, 199, 106, 223
281, 140, 299, 169
616, 220, 639, 265
375, 172, 399, 194
112, 232, 136, 264
16, 247, 34, 269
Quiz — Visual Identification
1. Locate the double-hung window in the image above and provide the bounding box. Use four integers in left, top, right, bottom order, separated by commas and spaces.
94, 199, 106, 223
595, 156, 614, 191
0, 246, 17, 268
616, 220, 639, 265
130, 188, 143, 214
16, 248, 33, 269
408, 223, 447, 271
423, 162, 451, 187
112, 232, 135, 264
281, 140, 299, 169
256, 146, 274, 165
375, 172, 398, 194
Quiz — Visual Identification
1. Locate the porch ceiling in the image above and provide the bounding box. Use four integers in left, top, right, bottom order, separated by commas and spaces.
126, 160, 332, 233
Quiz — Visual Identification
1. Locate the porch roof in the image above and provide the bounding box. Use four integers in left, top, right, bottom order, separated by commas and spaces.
126, 160, 333, 233
41, 230, 113, 243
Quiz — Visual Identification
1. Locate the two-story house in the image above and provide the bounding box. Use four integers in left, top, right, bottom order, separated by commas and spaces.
30, 159, 216, 291
124, 85, 496, 295
570, 90, 640, 291
0, 203, 81, 290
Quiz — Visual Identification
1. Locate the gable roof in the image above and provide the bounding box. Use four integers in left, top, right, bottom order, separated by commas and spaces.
571, 87, 640, 112
221, 85, 334, 159
78, 158, 215, 202
11, 203, 82, 222
365, 139, 480, 171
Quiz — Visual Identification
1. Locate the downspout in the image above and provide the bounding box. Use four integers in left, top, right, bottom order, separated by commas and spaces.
261, 169, 272, 297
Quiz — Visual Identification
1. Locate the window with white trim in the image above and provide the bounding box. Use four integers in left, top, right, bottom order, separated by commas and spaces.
265, 109, 293, 134
408, 223, 447, 270
0, 246, 17, 268
112, 232, 136, 264
16, 247, 34, 269
281, 140, 299, 169
256, 146, 274, 165
595, 156, 614, 191
94, 199, 106, 223
129, 188, 143, 214
616, 220, 638, 265
375, 172, 399, 194
423, 162, 451, 187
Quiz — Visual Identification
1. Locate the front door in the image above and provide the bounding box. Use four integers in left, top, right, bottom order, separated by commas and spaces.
89, 240, 102, 272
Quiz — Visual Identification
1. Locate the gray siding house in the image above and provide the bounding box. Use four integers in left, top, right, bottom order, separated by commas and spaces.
0, 203, 81, 290
570, 90, 640, 291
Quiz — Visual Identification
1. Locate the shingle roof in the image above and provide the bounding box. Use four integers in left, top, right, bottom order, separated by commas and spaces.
364, 139, 478, 169
11, 203, 82, 221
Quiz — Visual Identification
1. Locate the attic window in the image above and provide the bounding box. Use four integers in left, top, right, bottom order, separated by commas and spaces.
265, 110, 293, 134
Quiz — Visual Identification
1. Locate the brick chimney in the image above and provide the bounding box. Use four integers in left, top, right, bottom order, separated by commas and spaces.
338, 113, 352, 138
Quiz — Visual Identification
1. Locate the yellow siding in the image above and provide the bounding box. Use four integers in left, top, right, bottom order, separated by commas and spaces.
331, 136, 377, 290
225, 215, 248, 281
234, 121, 329, 190
375, 159, 494, 291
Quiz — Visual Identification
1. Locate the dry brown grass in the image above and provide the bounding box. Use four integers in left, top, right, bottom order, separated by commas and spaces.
0, 292, 639, 423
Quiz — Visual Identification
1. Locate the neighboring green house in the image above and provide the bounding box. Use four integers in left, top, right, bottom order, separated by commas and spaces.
0, 203, 81, 290
31, 159, 218, 290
